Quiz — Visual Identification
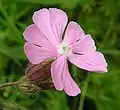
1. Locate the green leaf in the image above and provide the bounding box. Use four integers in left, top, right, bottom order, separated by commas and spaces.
0, 40, 25, 64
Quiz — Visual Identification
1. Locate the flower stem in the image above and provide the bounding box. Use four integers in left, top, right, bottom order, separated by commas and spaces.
0, 101, 28, 110
0, 81, 19, 90
79, 73, 90, 110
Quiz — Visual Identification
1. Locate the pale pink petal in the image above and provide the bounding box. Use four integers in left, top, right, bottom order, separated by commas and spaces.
51, 56, 65, 90
62, 60, 81, 96
63, 21, 85, 45
69, 52, 107, 73
24, 42, 56, 64
72, 34, 96, 54
33, 8, 67, 45
23, 24, 56, 51
51, 55, 81, 95
33, 8, 58, 45
49, 8, 68, 42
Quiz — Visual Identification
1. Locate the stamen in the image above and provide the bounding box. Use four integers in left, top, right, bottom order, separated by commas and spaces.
57, 43, 72, 57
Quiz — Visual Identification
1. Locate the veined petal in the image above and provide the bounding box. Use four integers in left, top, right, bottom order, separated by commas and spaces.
62, 60, 81, 96
51, 55, 81, 96
33, 8, 58, 45
51, 56, 65, 90
69, 52, 107, 73
49, 8, 68, 42
72, 34, 96, 54
24, 42, 56, 64
33, 8, 68, 46
63, 21, 85, 45
23, 24, 56, 51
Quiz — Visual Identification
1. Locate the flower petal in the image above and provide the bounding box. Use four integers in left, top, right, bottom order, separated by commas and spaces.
72, 34, 96, 54
69, 52, 107, 73
33, 8, 58, 45
23, 24, 56, 51
51, 55, 81, 96
62, 60, 81, 96
33, 8, 68, 45
24, 42, 56, 64
49, 8, 68, 42
51, 56, 65, 90
63, 21, 85, 45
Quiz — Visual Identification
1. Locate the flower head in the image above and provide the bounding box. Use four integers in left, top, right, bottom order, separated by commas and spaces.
23, 8, 107, 96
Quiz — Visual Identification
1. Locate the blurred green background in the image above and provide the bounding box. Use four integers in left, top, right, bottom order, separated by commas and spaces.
0, 0, 120, 110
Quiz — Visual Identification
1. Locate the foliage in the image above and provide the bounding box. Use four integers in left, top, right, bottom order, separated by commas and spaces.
0, 0, 120, 110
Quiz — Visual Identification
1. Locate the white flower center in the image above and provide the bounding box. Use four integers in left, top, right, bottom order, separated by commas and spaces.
57, 43, 72, 57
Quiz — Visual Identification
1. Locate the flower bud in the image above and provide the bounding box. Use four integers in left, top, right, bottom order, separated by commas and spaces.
17, 76, 40, 94
26, 58, 55, 90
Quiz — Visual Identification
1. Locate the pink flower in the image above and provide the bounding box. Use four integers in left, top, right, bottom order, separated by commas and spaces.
23, 8, 107, 96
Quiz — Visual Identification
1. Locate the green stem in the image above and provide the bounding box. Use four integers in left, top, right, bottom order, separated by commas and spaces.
0, 82, 19, 90
0, 102, 28, 110
79, 73, 90, 110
